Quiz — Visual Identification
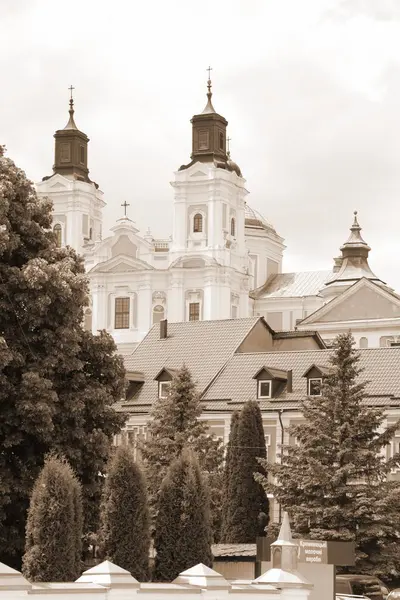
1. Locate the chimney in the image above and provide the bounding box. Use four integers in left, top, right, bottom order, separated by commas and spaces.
160, 319, 168, 339
287, 370, 293, 393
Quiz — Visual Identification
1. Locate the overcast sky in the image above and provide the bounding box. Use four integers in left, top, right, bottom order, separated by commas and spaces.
2, 0, 400, 289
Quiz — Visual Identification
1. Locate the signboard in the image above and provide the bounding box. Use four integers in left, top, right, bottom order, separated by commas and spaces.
256, 537, 355, 566
298, 539, 328, 564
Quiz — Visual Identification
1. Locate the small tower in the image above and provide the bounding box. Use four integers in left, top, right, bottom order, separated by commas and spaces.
53, 86, 90, 182
253, 512, 312, 591
320, 211, 385, 299
189, 66, 228, 166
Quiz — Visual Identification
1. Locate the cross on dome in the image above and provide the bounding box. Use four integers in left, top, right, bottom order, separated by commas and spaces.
121, 201, 130, 217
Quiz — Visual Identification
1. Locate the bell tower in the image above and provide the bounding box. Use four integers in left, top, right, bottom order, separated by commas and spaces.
190, 67, 228, 165
36, 87, 105, 256
53, 86, 90, 182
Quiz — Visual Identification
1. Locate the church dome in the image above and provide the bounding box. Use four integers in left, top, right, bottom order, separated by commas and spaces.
245, 204, 277, 233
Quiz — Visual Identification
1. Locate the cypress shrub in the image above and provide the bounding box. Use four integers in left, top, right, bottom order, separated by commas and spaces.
153, 448, 212, 582
220, 411, 240, 542
22, 455, 83, 582
100, 445, 150, 581
221, 401, 269, 543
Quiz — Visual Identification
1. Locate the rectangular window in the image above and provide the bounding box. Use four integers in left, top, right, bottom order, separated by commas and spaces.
159, 381, 171, 399
189, 302, 200, 321
60, 143, 71, 163
258, 380, 271, 399
308, 378, 322, 396
80, 145, 85, 164
198, 130, 209, 150
115, 297, 130, 329
231, 305, 238, 319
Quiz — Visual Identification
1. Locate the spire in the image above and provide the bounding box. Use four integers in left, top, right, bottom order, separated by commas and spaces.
64, 85, 78, 130
276, 510, 293, 543
202, 66, 216, 114
325, 211, 384, 288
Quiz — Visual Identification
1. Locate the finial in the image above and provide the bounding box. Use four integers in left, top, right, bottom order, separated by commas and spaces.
277, 511, 293, 543
227, 136, 231, 157
352, 210, 360, 229
64, 85, 78, 130
202, 66, 216, 114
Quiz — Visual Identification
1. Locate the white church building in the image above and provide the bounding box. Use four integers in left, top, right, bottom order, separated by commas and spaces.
36, 79, 400, 352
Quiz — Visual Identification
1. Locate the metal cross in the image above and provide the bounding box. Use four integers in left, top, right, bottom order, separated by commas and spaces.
227, 136, 231, 153
121, 201, 130, 216
207, 65, 212, 80
68, 85, 75, 100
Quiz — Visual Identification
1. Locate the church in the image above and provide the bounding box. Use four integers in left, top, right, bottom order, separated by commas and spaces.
35, 78, 400, 351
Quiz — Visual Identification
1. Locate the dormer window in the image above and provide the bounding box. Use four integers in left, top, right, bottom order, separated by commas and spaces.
253, 366, 288, 400
303, 364, 333, 396
258, 380, 272, 399
308, 378, 322, 396
158, 381, 171, 399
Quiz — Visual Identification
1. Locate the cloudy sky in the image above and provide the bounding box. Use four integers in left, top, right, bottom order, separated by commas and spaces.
2, 0, 400, 288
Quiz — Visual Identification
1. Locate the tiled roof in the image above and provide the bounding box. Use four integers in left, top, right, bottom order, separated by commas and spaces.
252, 270, 332, 299
121, 317, 261, 408
212, 544, 256, 558
203, 347, 400, 405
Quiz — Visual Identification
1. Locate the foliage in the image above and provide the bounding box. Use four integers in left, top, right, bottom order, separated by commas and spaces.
153, 448, 212, 582
0, 148, 126, 567
220, 411, 239, 541
22, 455, 83, 582
99, 445, 150, 581
257, 332, 400, 581
140, 365, 223, 537
221, 401, 269, 542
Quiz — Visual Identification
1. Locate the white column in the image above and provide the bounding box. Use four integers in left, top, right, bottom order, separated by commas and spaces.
167, 276, 184, 322
137, 284, 152, 336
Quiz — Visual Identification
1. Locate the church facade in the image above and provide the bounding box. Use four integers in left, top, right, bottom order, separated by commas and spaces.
36, 80, 400, 351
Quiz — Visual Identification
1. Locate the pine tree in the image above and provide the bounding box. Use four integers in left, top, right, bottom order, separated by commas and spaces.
221, 401, 269, 543
22, 455, 83, 582
0, 147, 126, 567
153, 448, 212, 582
100, 445, 150, 581
258, 332, 400, 581
220, 411, 240, 542
140, 365, 223, 534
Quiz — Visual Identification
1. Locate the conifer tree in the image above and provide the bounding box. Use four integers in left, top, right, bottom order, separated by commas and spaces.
153, 448, 212, 582
22, 455, 83, 582
221, 401, 269, 543
220, 411, 240, 542
258, 332, 400, 580
100, 446, 150, 581
140, 365, 223, 532
0, 147, 126, 567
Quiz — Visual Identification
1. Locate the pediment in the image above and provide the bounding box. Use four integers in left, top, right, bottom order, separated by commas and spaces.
49, 181, 68, 190
302, 279, 400, 325
190, 170, 208, 177
89, 255, 153, 274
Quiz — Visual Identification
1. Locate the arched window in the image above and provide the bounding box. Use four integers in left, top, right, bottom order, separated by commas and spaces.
193, 213, 203, 233
359, 337, 368, 349
219, 131, 224, 151
53, 223, 62, 248
152, 305, 165, 324
230, 217, 236, 237
89, 227, 93, 240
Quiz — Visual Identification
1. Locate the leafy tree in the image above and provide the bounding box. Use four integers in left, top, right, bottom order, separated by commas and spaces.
0, 147, 126, 567
153, 448, 212, 582
22, 455, 82, 581
100, 445, 150, 581
258, 332, 400, 581
140, 365, 223, 535
221, 401, 268, 542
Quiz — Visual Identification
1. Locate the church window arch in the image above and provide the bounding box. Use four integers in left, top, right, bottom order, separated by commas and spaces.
359, 337, 368, 349
230, 217, 236, 237
152, 304, 165, 324
193, 213, 203, 233
219, 131, 224, 151
53, 223, 62, 248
